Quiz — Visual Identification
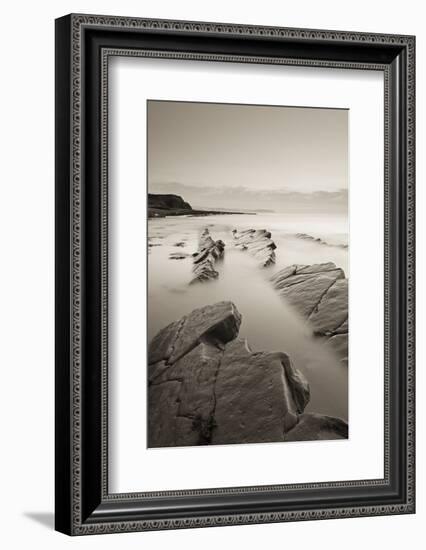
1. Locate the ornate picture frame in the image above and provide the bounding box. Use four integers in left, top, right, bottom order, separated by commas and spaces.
55, 14, 415, 535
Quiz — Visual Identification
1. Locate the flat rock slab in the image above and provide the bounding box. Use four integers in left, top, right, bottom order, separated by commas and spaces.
271, 263, 348, 363
148, 301, 346, 447
277, 273, 343, 320
309, 278, 348, 335
232, 228, 276, 267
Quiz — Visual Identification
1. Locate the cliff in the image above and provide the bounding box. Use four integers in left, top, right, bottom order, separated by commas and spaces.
148, 193, 252, 218
148, 193, 192, 216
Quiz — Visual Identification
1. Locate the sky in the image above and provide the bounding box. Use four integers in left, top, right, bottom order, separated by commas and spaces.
147, 100, 348, 213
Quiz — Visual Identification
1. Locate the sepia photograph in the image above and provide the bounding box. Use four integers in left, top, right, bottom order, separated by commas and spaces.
54, 12, 415, 536
147, 100, 349, 448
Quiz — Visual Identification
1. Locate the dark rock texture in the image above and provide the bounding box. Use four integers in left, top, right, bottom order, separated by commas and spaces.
190, 229, 225, 284
232, 228, 276, 267
284, 413, 348, 441
169, 252, 191, 260
148, 193, 252, 218
148, 301, 347, 447
272, 262, 348, 364
148, 193, 192, 211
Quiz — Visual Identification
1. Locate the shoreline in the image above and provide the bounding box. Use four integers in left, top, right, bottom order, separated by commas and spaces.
148, 208, 256, 218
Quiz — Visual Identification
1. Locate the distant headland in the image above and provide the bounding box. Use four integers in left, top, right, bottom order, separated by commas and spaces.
148, 193, 254, 218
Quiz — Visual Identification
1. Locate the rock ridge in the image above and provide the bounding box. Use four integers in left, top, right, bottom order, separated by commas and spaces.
295, 232, 348, 249
190, 229, 225, 284
232, 228, 277, 267
271, 262, 348, 364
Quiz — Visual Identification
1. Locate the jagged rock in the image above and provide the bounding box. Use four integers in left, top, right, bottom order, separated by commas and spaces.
271, 263, 348, 364
148, 301, 241, 368
232, 228, 276, 267
190, 229, 225, 284
148, 301, 346, 447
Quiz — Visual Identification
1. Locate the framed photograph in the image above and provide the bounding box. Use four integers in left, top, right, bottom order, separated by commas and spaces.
55, 14, 415, 535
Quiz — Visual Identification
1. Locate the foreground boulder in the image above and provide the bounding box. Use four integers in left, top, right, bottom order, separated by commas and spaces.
148, 301, 347, 447
232, 228, 276, 267
271, 263, 348, 364
190, 229, 225, 284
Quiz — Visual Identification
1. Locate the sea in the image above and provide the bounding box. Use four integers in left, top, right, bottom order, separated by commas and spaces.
148, 212, 349, 421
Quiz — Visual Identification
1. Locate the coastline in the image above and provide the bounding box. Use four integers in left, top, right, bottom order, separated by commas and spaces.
148, 207, 256, 218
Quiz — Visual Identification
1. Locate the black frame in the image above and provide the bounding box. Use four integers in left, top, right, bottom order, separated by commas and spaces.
55, 14, 415, 535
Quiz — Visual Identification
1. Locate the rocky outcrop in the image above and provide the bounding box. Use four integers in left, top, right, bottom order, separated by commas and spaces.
148, 193, 251, 218
169, 252, 191, 260
295, 233, 348, 250
271, 263, 348, 364
148, 193, 192, 211
148, 301, 347, 447
190, 229, 225, 284
232, 229, 276, 267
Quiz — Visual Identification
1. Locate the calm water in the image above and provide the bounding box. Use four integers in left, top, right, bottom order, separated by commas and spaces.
148, 213, 348, 421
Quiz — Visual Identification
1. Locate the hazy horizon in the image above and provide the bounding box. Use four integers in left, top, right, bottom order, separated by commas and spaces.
148, 100, 348, 213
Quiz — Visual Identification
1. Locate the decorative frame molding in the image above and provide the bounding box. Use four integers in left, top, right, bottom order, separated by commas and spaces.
55, 14, 415, 535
